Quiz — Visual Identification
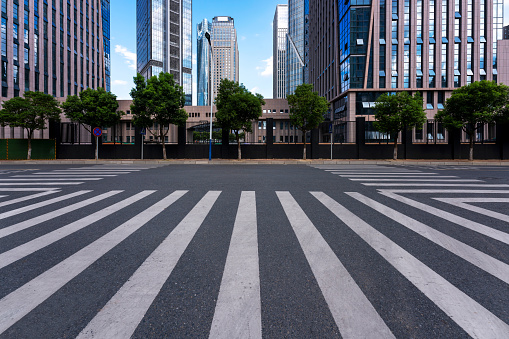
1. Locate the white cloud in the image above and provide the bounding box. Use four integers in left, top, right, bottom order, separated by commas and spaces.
250, 86, 260, 93
241, 36, 246, 41
115, 45, 137, 70
257, 56, 273, 77
113, 80, 128, 85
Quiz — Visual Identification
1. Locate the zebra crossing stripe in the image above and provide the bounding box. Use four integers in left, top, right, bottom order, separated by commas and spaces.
380, 192, 509, 245
76, 191, 217, 339
380, 189, 509, 194
209, 191, 261, 339
0, 191, 156, 270
277, 191, 395, 339
0, 191, 58, 208
351, 179, 480, 182
340, 175, 456, 178
0, 188, 60, 191
363, 184, 509, 187
312, 191, 509, 338
347, 192, 509, 285
0, 178, 102, 181
0, 191, 122, 239
0, 190, 188, 335
0, 182, 84, 185
434, 198, 509, 223
0, 190, 90, 221
14, 175, 118, 177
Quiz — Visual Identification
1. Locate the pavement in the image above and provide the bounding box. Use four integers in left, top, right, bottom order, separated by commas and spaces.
0, 163, 508, 338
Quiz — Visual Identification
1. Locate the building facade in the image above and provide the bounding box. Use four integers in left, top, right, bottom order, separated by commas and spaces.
273, 4, 288, 99
0, 0, 110, 139
211, 16, 238, 100
136, 0, 192, 106
286, 0, 309, 96
197, 18, 212, 106
309, 0, 506, 134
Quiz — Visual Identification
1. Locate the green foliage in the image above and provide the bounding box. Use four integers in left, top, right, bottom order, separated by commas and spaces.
435, 80, 509, 134
215, 79, 265, 134
0, 91, 61, 135
130, 72, 188, 133
287, 84, 328, 133
192, 130, 244, 143
62, 87, 122, 131
373, 91, 427, 135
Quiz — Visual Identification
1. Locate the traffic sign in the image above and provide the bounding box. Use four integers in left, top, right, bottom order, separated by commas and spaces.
93, 127, 102, 137
329, 123, 333, 134
140, 128, 146, 135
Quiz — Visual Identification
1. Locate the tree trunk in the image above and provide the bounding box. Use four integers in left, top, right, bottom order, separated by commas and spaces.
27, 131, 32, 160
393, 137, 398, 160
469, 132, 474, 161
303, 132, 307, 160
237, 133, 241, 160
161, 127, 167, 160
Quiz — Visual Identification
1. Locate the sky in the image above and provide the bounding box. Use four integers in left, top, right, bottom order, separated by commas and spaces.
110, 0, 509, 104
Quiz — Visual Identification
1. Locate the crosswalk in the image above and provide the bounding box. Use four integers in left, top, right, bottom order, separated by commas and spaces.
0, 181, 508, 337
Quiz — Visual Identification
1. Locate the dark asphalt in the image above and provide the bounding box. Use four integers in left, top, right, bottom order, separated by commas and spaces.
0, 163, 508, 338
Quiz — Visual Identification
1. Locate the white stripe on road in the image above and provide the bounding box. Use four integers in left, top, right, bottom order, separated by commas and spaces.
379, 189, 509, 194
0, 182, 83, 185
434, 198, 509, 223
51, 169, 141, 172
352, 179, 480, 182
13, 175, 117, 177
0, 191, 57, 208
0, 191, 122, 239
35, 172, 129, 175
0, 191, 155, 269
380, 191, 509, 245
77, 191, 218, 339
363, 184, 509, 187
347, 192, 509, 284
0, 190, 90, 221
0, 178, 101, 181
340, 175, 456, 178
0, 190, 187, 335
209, 191, 262, 339
312, 191, 509, 339
277, 191, 394, 339
0, 188, 60, 191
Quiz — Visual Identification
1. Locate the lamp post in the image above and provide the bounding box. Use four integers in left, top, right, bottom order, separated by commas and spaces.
205, 32, 214, 161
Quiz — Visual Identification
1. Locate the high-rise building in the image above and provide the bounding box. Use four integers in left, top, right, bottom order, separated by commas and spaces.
136, 0, 192, 106
0, 0, 110, 100
211, 16, 238, 99
309, 0, 506, 125
286, 0, 309, 96
273, 4, 288, 99
197, 18, 212, 106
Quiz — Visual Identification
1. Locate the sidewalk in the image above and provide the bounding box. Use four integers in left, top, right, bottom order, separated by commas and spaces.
1, 159, 509, 165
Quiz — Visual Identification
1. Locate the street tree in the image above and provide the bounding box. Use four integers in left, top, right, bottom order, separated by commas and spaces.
0, 91, 61, 160
287, 84, 328, 160
374, 91, 427, 160
130, 72, 188, 160
435, 80, 509, 161
62, 87, 122, 159
215, 79, 265, 160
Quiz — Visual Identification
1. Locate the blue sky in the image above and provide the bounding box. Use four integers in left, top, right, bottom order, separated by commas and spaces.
110, 0, 284, 103
110, 1, 509, 103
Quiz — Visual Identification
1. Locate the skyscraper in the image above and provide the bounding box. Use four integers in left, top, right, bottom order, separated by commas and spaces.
273, 4, 288, 99
197, 18, 212, 106
211, 16, 238, 99
136, 0, 192, 106
286, 0, 309, 96
0, 0, 110, 100
309, 0, 505, 124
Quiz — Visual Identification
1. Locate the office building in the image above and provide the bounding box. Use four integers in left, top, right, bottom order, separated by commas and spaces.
210, 16, 238, 99
309, 0, 506, 127
136, 0, 192, 106
273, 4, 288, 99
0, 0, 110, 138
286, 0, 309, 96
197, 18, 212, 106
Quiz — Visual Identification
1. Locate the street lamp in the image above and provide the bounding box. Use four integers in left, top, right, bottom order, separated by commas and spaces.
205, 31, 214, 161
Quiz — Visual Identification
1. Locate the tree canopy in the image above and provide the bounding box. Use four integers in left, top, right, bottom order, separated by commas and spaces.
374, 91, 427, 160
0, 91, 61, 159
435, 80, 509, 160
130, 72, 188, 159
287, 83, 329, 159
215, 79, 265, 159
62, 87, 122, 132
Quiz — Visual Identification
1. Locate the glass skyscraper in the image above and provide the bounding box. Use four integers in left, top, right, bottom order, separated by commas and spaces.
286, 0, 309, 96
210, 16, 238, 100
136, 0, 192, 106
273, 4, 288, 99
197, 18, 212, 106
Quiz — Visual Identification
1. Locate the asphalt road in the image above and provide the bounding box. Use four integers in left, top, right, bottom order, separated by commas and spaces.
0, 163, 508, 338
